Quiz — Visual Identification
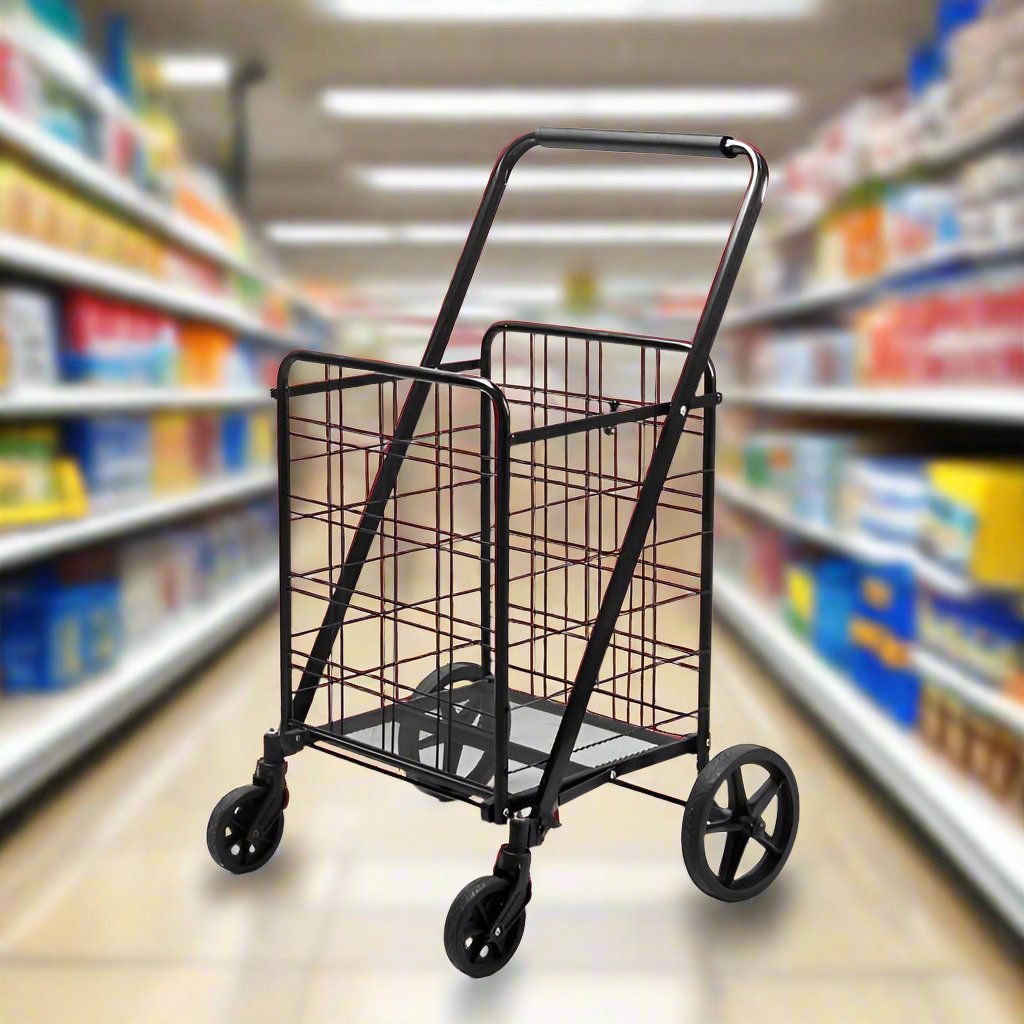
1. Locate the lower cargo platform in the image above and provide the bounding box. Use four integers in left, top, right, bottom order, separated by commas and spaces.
311, 683, 697, 804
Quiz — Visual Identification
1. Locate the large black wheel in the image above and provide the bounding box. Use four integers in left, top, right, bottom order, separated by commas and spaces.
444, 875, 527, 978
682, 744, 798, 902
207, 785, 284, 874
397, 663, 493, 801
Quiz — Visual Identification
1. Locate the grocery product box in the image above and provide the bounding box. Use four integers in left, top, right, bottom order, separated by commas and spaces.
0, 423, 87, 527
0, 574, 119, 692
65, 415, 151, 505
922, 461, 1024, 589
64, 290, 179, 386
849, 564, 920, 727
0, 286, 59, 391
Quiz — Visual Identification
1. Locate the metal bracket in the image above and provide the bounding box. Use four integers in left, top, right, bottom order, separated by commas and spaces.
264, 726, 307, 763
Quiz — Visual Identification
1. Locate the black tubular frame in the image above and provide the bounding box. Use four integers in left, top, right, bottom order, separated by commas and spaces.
274, 128, 767, 831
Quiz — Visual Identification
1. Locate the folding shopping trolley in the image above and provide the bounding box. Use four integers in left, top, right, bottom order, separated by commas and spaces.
207, 129, 800, 977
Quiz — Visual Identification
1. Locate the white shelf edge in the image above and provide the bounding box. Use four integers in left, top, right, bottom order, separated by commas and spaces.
0, 564, 277, 816
729, 236, 1024, 327
0, 385, 270, 417
0, 233, 307, 348
714, 572, 1024, 939
912, 648, 1024, 741
715, 477, 975, 598
0, 469, 276, 571
725, 386, 1024, 425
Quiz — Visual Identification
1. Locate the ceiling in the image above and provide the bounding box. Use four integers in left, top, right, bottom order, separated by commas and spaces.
84, 0, 935, 296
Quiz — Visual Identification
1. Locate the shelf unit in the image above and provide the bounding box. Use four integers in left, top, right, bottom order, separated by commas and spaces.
763, 104, 1024, 246
715, 478, 1024, 740
0, 232, 311, 348
725, 387, 1024, 425
729, 235, 1024, 328
0, 470, 276, 572
716, 477, 975, 598
0, 386, 270, 418
714, 573, 1024, 938
0, 44, 330, 325
0, 564, 277, 817
912, 648, 1024, 741
0, 24, 301, 821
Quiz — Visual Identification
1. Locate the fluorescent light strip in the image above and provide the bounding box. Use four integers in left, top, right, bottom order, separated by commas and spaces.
267, 221, 731, 246
321, 87, 797, 121
156, 54, 232, 88
357, 165, 749, 193
266, 223, 394, 245
316, 1, 818, 22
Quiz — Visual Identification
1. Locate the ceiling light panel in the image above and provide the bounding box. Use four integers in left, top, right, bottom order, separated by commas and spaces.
155, 54, 232, 88
315, 1, 818, 22
321, 87, 798, 121
357, 165, 750, 193
266, 221, 731, 246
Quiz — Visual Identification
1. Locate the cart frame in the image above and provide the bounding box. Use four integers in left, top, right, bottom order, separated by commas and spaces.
208, 130, 799, 974
268, 131, 766, 842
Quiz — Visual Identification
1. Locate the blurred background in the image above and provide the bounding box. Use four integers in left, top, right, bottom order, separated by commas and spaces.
0, 0, 1023, 1022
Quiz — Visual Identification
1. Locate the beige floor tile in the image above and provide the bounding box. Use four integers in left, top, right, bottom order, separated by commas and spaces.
0, 964, 308, 1024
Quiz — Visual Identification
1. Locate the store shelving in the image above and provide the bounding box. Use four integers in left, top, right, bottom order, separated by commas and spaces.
714, 572, 1024, 938
716, 481, 1024, 739
0, 469, 275, 572
715, 476, 975, 598
0, 103, 245, 274
0, 62, 331, 325
0, 386, 270, 418
0, 563, 277, 817
725, 386, 1024, 425
764, 104, 1024, 246
0, 232, 312, 347
912, 648, 1024, 741
729, 235, 1024, 328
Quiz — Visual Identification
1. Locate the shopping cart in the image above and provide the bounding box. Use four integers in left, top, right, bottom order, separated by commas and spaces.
207, 129, 800, 977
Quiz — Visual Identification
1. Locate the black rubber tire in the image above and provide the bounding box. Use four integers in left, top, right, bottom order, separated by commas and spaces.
444, 875, 527, 978
682, 743, 799, 903
398, 663, 493, 801
206, 785, 284, 874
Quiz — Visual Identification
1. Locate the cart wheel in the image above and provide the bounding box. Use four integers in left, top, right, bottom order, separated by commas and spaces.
682, 744, 798, 903
444, 875, 527, 978
206, 785, 284, 875
398, 663, 494, 801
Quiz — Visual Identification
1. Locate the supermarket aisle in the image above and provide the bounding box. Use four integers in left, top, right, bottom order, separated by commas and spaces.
0, 612, 1021, 1024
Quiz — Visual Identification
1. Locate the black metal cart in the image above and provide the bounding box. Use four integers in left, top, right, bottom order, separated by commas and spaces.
207, 129, 799, 978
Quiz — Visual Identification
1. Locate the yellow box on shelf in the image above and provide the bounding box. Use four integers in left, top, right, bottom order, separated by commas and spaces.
0, 421, 88, 529
924, 462, 1024, 591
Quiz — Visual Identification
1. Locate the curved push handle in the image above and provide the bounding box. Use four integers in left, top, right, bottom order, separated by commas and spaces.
423, 129, 767, 377
534, 127, 737, 159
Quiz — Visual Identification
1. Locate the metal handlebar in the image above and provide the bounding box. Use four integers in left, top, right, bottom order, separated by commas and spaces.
534, 127, 736, 158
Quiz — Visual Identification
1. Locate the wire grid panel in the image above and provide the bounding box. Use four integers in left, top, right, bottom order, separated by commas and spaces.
487, 327, 709, 791
284, 360, 498, 785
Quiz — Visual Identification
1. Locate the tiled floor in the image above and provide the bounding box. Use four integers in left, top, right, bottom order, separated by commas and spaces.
0, 615, 1021, 1024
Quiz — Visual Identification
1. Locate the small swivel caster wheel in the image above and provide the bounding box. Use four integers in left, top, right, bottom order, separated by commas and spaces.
207, 785, 285, 874
444, 875, 528, 977
682, 743, 798, 902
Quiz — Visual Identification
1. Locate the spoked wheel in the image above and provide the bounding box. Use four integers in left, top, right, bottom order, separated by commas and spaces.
682, 743, 799, 902
444, 875, 528, 978
207, 785, 285, 874
397, 663, 494, 801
